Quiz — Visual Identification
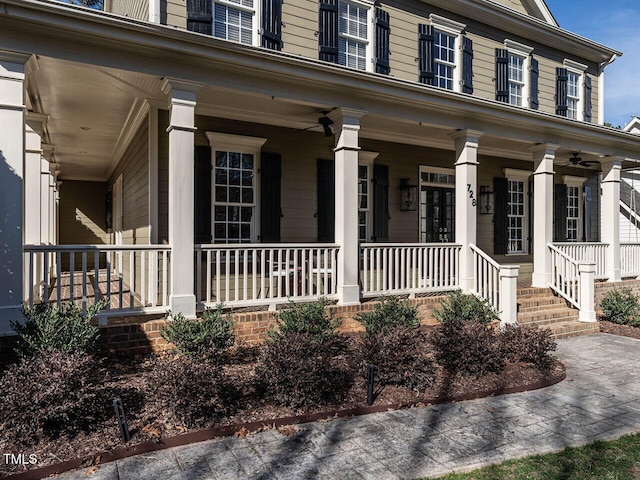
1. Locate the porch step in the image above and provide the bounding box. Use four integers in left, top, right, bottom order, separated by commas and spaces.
547, 320, 600, 339
515, 287, 555, 299
517, 297, 567, 311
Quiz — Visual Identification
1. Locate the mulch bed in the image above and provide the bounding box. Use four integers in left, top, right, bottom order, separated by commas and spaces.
600, 320, 640, 339
0, 340, 565, 479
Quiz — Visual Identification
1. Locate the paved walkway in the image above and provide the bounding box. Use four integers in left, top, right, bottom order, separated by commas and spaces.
56, 333, 640, 480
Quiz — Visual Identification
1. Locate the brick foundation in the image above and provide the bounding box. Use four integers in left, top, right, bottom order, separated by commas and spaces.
595, 278, 640, 310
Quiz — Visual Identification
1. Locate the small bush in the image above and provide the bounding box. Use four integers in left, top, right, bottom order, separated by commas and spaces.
600, 288, 640, 326
0, 351, 104, 447
359, 328, 434, 392
11, 300, 107, 358
161, 305, 234, 356
256, 333, 352, 408
500, 324, 557, 372
357, 296, 419, 335
272, 297, 339, 340
147, 355, 226, 428
432, 320, 504, 376
433, 290, 499, 325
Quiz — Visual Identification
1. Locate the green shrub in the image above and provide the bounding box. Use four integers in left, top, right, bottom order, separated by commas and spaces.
433, 290, 499, 325
160, 305, 234, 356
11, 300, 107, 358
0, 351, 104, 447
272, 297, 339, 340
432, 321, 504, 376
600, 288, 640, 326
256, 333, 352, 408
359, 328, 434, 392
357, 296, 419, 334
500, 324, 557, 372
147, 355, 226, 428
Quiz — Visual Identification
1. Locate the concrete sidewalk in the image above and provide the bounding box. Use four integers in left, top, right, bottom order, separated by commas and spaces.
55, 333, 640, 480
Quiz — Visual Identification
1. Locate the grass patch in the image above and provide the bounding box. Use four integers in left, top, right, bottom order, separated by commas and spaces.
431, 433, 640, 479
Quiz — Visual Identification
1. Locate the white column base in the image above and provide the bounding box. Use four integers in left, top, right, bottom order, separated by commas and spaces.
336, 285, 360, 305
531, 272, 551, 289
170, 294, 197, 319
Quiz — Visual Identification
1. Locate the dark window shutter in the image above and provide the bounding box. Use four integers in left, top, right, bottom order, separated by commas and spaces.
260, 153, 281, 242
554, 183, 568, 242
584, 74, 593, 122
187, 0, 212, 35
461, 35, 473, 94
318, 0, 338, 63
528, 177, 534, 253
493, 177, 508, 255
374, 8, 390, 75
373, 164, 389, 242
261, 0, 283, 50
418, 24, 434, 85
495, 48, 509, 102
530, 56, 539, 110
556, 67, 568, 116
317, 159, 335, 242
584, 177, 600, 242
194, 145, 212, 244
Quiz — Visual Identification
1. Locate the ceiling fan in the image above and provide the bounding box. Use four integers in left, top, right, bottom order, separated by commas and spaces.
562, 152, 595, 168
301, 111, 334, 137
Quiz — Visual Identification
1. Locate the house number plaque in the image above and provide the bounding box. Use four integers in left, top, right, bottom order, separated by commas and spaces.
467, 184, 477, 207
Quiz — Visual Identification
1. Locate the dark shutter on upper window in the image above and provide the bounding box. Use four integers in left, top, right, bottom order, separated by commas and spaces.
584, 74, 593, 123
194, 145, 212, 244
373, 164, 389, 242
461, 35, 473, 94
493, 177, 508, 255
554, 183, 568, 242
374, 8, 390, 75
318, 0, 339, 63
187, 0, 213, 35
260, 153, 281, 242
495, 48, 509, 103
317, 159, 335, 242
556, 67, 568, 116
262, 0, 283, 50
418, 24, 434, 85
530, 56, 539, 110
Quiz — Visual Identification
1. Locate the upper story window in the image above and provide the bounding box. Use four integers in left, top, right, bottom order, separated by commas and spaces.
496, 40, 535, 109
213, 0, 256, 45
508, 53, 525, 106
338, 0, 370, 70
418, 15, 472, 94
556, 59, 591, 122
566, 71, 581, 120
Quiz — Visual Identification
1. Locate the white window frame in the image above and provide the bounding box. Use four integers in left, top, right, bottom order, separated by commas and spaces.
563, 59, 588, 121
563, 175, 587, 242
113, 174, 123, 245
206, 132, 267, 243
358, 151, 378, 242
212, 0, 260, 46
338, 0, 372, 72
429, 14, 465, 93
504, 168, 531, 255
419, 165, 455, 243
504, 39, 533, 108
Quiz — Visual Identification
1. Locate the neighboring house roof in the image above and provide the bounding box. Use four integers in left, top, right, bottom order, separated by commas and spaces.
624, 116, 640, 134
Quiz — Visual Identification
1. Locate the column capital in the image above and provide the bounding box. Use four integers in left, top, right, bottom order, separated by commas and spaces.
600, 155, 624, 168
25, 112, 49, 133
326, 107, 367, 123
448, 128, 483, 144
529, 143, 559, 156
161, 77, 204, 97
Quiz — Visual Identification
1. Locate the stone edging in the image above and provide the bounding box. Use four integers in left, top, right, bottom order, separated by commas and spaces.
5, 366, 566, 480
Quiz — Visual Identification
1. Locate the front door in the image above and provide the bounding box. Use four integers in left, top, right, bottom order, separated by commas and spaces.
420, 186, 455, 243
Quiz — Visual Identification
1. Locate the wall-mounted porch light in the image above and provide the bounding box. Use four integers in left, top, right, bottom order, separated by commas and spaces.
479, 185, 494, 214
399, 178, 418, 211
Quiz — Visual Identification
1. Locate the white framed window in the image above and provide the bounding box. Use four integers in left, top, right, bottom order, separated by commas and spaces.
338, 0, 371, 71
563, 59, 587, 121
504, 169, 531, 254
358, 151, 378, 242
213, 0, 258, 45
563, 176, 587, 242
504, 40, 533, 108
430, 14, 465, 92
206, 133, 267, 243
112, 174, 123, 245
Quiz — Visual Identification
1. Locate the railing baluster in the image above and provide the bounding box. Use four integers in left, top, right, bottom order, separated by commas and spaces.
81, 251, 87, 312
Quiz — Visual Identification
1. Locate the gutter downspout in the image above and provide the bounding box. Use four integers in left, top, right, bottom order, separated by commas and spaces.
598, 53, 618, 125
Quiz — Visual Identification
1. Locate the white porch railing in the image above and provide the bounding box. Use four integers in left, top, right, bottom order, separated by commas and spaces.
548, 243, 596, 322
23, 245, 171, 314
552, 242, 608, 280
470, 244, 518, 324
194, 244, 339, 308
360, 243, 461, 297
621, 243, 640, 277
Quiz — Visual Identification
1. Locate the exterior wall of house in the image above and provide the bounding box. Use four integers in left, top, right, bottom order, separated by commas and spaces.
104, 0, 149, 20
165, 0, 187, 29
58, 181, 109, 245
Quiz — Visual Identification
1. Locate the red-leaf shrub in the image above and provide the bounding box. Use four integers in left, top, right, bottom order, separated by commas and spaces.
500, 324, 557, 372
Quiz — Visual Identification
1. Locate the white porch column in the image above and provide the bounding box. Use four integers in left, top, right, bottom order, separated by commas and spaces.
449, 129, 483, 293
328, 108, 366, 305
24, 113, 48, 246
531, 144, 557, 288
162, 78, 202, 318
0, 52, 28, 333
601, 157, 622, 282
41, 145, 54, 245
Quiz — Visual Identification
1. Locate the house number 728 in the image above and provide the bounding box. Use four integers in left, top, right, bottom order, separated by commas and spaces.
467, 184, 477, 207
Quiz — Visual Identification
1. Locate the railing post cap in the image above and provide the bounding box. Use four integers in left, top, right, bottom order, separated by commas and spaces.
499, 265, 520, 276
578, 262, 597, 273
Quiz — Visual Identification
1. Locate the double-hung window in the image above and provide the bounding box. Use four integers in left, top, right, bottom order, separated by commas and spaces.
496, 40, 534, 108
563, 176, 587, 242
338, 0, 370, 71
557, 59, 588, 121
508, 53, 525, 106
433, 30, 456, 90
358, 165, 369, 242
213, 0, 257, 45
566, 71, 580, 120
504, 169, 530, 254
